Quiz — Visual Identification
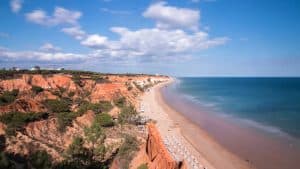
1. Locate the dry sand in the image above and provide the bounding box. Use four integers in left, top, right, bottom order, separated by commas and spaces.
141, 79, 254, 169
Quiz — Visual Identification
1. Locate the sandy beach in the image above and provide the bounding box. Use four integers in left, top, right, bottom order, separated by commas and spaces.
141, 79, 254, 169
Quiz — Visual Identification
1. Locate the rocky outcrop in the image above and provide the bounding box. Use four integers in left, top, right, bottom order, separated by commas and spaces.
112, 123, 188, 169
0, 98, 47, 114
0, 73, 170, 167
25, 111, 95, 150
146, 123, 178, 169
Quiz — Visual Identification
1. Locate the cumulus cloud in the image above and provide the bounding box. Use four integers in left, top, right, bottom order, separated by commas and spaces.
0, 46, 83, 62
77, 2, 228, 60
61, 26, 86, 40
143, 1, 199, 31
80, 34, 109, 49
25, 7, 82, 26
79, 27, 228, 60
40, 43, 61, 52
10, 0, 22, 13
13, 2, 228, 64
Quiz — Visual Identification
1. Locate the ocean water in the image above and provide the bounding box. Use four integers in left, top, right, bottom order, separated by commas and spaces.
173, 77, 300, 139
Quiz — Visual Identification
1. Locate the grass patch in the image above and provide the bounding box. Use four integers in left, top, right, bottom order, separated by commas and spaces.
95, 113, 114, 127
118, 105, 137, 124
98, 101, 113, 112
117, 134, 139, 169
78, 101, 113, 115
137, 164, 148, 169
72, 74, 83, 87
31, 86, 44, 94
114, 97, 126, 108
0, 89, 19, 106
56, 112, 78, 132
45, 99, 70, 113
0, 112, 48, 136
29, 150, 52, 169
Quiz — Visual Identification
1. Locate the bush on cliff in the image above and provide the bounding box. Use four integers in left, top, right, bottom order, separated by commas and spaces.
95, 113, 114, 127
98, 101, 113, 112
56, 112, 77, 132
0, 112, 48, 136
29, 150, 52, 169
114, 97, 126, 108
118, 105, 137, 124
84, 121, 106, 160
64, 136, 93, 167
0, 152, 16, 169
31, 86, 44, 94
77, 101, 113, 115
137, 164, 148, 169
72, 74, 83, 87
117, 134, 139, 169
45, 99, 70, 113
0, 89, 19, 106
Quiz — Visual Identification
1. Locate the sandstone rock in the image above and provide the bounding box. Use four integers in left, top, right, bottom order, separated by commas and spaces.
146, 123, 178, 169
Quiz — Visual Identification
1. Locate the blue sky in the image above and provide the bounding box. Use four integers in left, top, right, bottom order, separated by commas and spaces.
0, 0, 299, 76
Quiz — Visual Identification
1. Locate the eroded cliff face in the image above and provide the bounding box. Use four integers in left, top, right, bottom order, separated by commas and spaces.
146, 123, 186, 169
0, 73, 166, 113
126, 123, 188, 169
0, 72, 169, 167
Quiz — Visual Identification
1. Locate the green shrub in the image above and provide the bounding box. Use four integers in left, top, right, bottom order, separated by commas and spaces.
72, 74, 83, 87
0, 89, 19, 106
127, 86, 133, 91
78, 101, 112, 115
117, 134, 139, 169
45, 99, 70, 113
118, 105, 137, 124
84, 122, 105, 148
114, 97, 126, 108
68, 91, 75, 97
65, 136, 93, 166
95, 113, 114, 127
98, 101, 113, 112
0, 112, 48, 136
91, 75, 110, 83
56, 112, 77, 132
137, 164, 148, 169
0, 152, 15, 169
52, 90, 62, 97
31, 86, 44, 94
58, 87, 67, 95
78, 102, 99, 115
29, 150, 52, 169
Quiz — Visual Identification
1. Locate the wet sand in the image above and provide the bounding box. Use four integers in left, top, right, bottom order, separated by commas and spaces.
160, 79, 300, 169
141, 79, 253, 169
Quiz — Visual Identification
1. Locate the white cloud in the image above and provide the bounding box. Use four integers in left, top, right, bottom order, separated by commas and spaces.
10, 0, 22, 13
61, 26, 86, 40
10, 2, 227, 64
40, 43, 61, 52
79, 27, 228, 60
143, 1, 200, 31
26, 7, 82, 26
0, 46, 83, 62
78, 2, 227, 60
80, 34, 109, 48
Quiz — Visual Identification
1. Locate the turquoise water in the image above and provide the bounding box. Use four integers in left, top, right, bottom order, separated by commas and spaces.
175, 77, 300, 139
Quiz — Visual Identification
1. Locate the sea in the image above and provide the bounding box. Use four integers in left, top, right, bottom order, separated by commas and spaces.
161, 77, 300, 169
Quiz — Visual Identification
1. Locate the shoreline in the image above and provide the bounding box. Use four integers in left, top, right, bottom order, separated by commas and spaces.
141, 79, 253, 169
